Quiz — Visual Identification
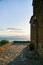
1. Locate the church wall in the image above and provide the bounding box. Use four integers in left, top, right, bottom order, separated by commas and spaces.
33, 2, 43, 56
31, 0, 43, 56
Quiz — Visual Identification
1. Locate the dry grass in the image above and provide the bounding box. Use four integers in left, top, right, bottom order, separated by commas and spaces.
0, 42, 12, 53
0, 44, 27, 65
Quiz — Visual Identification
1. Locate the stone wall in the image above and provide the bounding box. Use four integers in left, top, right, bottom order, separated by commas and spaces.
31, 0, 43, 56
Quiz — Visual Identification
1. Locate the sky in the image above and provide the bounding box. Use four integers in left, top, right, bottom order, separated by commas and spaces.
0, 0, 33, 39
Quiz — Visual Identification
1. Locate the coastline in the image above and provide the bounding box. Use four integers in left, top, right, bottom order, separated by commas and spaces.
0, 36, 29, 42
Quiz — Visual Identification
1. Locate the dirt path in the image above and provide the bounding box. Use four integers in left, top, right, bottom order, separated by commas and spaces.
0, 44, 27, 65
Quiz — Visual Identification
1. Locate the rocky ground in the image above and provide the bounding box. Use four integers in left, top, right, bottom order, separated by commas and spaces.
7, 45, 43, 65
0, 43, 43, 65
0, 44, 27, 65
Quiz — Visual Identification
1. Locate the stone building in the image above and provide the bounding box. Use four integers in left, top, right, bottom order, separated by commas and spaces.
30, 0, 43, 56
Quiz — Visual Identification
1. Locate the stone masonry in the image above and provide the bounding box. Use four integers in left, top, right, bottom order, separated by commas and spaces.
30, 0, 43, 57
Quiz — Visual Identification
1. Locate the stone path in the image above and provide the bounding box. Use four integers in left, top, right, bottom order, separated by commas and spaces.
0, 44, 43, 65
8, 57, 43, 65
8, 45, 43, 65
0, 44, 26, 65
7, 46, 43, 65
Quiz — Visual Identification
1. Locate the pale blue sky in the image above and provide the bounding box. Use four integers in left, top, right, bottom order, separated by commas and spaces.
0, 0, 33, 38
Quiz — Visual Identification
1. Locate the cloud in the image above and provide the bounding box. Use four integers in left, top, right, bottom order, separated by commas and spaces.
0, 28, 6, 31
0, 28, 22, 36
0, 28, 21, 30
0, 28, 29, 38
0, 28, 23, 33
7, 28, 22, 31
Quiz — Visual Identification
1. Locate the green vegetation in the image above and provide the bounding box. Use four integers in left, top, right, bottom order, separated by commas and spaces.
0, 40, 9, 46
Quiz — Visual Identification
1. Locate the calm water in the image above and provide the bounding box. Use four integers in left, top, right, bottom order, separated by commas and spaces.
0, 36, 29, 41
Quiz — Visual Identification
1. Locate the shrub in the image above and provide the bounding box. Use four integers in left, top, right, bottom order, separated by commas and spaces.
0, 40, 9, 46
29, 43, 35, 51
0, 41, 1, 46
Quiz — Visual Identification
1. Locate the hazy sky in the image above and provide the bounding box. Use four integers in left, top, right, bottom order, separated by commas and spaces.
0, 0, 33, 38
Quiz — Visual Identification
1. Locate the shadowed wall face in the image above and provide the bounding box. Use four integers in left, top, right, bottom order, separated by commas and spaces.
30, 0, 43, 56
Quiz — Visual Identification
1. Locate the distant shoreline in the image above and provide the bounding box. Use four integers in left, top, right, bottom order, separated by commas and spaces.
0, 36, 29, 42
13, 41, 30, 44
